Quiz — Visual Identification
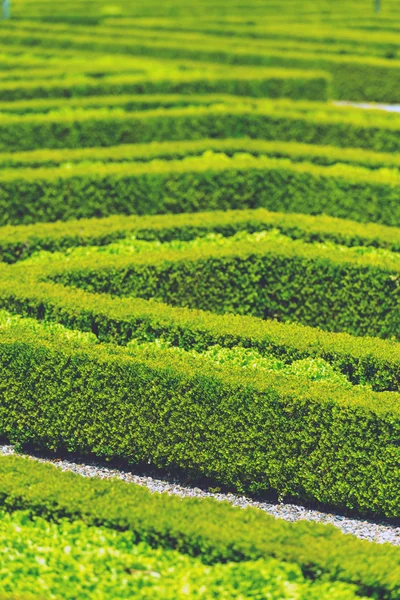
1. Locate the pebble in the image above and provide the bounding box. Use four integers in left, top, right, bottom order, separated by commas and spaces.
1, 444, 399, 546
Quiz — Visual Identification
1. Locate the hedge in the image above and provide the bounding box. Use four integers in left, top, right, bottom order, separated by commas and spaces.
0, 325, 399, 519
3, 509, 363, 600
131, 18, 400, 52
0, 155, 399, 226
1, 137, 399, 171
4, 208, 400, 264
0, 92, 245, 115
7, 0, 400, 21
0, 456, 399, 599
0, 54, 195, 83
1, 104, 399, 153
40, 232, 400, 340
88, 24, 400, 102
3, 210, 400, 389
0, 67, 330, 102
1, 21, 399, 100
3, 272, 400, 392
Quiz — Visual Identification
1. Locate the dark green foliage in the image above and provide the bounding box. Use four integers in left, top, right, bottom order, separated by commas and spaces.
3, 210, 400, 393
0, 23, 398, 101
0, 69, 329, 102
0, 330, 399, 518
0, 157, 399, 226
4, 275, 400, 393
46, 236, 400, 340
0, 104, 399, 153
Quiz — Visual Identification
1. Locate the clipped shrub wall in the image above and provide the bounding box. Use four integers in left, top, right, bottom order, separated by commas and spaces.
1, 455, 400, 599
0, 330, 398, 519
1, 105, 399, 153
0, 156, 398, 226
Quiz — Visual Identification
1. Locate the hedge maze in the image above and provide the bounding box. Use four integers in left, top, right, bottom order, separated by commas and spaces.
0, 1, 400, 598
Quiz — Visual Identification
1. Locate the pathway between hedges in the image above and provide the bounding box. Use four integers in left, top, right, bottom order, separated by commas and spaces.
1, 445, 398, 546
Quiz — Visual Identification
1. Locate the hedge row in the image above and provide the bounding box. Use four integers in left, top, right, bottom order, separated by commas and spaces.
4, 209, 400, 386
0, 155, 399, 226
1, 138, 399, 171
0, 92, 245, 115
3, 270, 400, 392
0, 55, 185, 83
130, 18, 400, 51
4, 220, 400, 349
2, 508, 363, 600
1, 22, 398, 100
8, 0, 399, 20
7, 18, 379, 59
0, 325, 399, 519
1, 456, 400, 599
40, 232, 400, 340
4, 208, 400, 263
2, 93, 399, 123
0, 67, 330, 102
88, 22, 400, 101
1, 104, 399, 153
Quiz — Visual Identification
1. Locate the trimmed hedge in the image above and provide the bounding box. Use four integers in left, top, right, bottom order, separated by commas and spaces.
86, 26, 400, 103
127, 18, 400, 52
0, 326, 399, 519
0, 137, 399, 171
0, 54, 201, 83
0, 67, 330, 102
4, 207, 400, 263
4, 275, 400, 392
1, 104, 399, 153
3, 209, 400, 391
2, 508, 363, 600
0, 92, 247, 115
1, 456, 400, 599
0, 155, 399, 226
42, 233, 400, 340
0, 21, 399, 101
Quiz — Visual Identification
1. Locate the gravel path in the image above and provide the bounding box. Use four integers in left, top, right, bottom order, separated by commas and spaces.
1, 444, 399, 546
334, 101, 400, 113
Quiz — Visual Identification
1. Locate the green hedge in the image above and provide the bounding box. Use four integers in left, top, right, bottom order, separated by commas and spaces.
7, 0, 400, 21
0, 67, 330, 102
0, 92, 246, 115
1, 507, 365, 600
133, 18, 400, 54
0, 326, 399, 519
4, 207, 400, 263
98, 15, 400, 47
0, 22, 399, 101
3, 209, 400, 390
42, 233, 400, 340
1, 137, 400, 171
0, 596, 39, 600
3, 273, 400, 392
87, 28, 400, 102
0, 155, 399, 226
0, 54, 199, 83
1, 456, 400, 599
1, 104, 399, 153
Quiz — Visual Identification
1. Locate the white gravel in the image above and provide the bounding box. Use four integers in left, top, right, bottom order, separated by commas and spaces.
1, 444, 399, 546
334, 101, 400, 113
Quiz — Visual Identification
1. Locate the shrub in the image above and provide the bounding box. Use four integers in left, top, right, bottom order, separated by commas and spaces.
0, 455, 399, 599
0, 155, 399, 226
